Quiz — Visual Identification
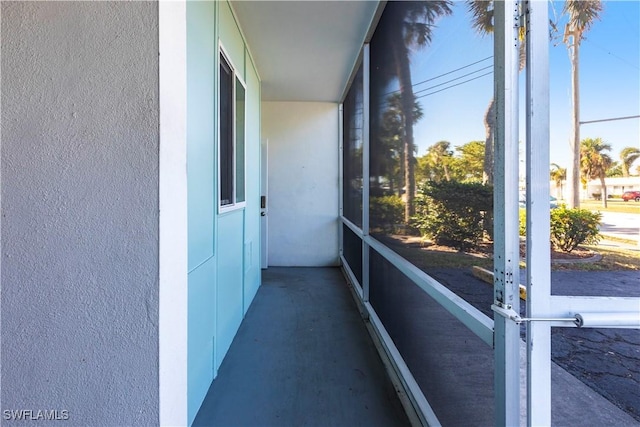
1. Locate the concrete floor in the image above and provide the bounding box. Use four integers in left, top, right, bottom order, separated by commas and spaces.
193, 266, 638, 427
193, 267, 410, 427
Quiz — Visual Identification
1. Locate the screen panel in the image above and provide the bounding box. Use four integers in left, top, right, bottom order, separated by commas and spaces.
342, 224, 363, 288
368, 1, 495, 303
369, 249, 495, 425
343, 64, 364, 228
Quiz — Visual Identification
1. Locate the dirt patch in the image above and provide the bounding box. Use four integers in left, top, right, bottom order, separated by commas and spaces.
383, 234, 597, 261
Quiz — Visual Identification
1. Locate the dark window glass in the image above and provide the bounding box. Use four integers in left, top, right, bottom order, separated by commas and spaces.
235, 78, 246, 203
220, 54, 233, 206
343, 64, 363, 227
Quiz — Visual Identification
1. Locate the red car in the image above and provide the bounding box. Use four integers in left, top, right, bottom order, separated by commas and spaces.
621, 190, 640, 202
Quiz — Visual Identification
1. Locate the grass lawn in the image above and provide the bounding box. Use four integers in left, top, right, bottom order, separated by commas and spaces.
579, 199, 640, 214
378, 235, 639, 272
556, 244, 640, 271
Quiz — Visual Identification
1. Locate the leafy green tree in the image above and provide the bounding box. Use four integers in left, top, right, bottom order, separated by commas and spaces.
451, 140, 485, 182
580, 137, 612, 208
605, 162, 623, 178
620, 146, 640, 177
415, 154, 431, 186
560, 0, 603, 208
416, 140, 454, 184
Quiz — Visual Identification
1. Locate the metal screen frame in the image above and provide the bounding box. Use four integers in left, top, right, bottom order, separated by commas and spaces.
339, 1, 636, 425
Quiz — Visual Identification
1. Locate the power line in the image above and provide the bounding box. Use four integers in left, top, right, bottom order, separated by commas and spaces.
413, 65, 493, 96
414, 71, 493, 100
580, 115, 640, 125
588, 41, 640, 71
383, 55, 493, 96
377, 67, 493, 109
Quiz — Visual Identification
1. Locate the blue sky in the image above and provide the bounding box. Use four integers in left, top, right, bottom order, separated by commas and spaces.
410, 0, 639, 171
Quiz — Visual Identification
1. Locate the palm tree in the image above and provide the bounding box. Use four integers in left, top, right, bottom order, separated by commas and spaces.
550, 163, 567, 200
467, 1, 526, 185
580, 137, 612, 208
384, 1, 453, 222
605, 162, 623, 178
379, 93, 424, 195
425, 140, 454, 182
562, 0, 603, 208
620, 146, 640, 177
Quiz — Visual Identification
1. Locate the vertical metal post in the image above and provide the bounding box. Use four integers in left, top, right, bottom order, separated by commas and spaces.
525, 2, 551, 425
338, 103, 344, 260
362, 44, 371, 303
493, 2, 521, 425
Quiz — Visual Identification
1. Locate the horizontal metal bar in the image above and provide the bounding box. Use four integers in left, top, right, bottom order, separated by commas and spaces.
340, 216, 363, 239
493, 303, 640, 328
340, 254, 363, 300
549, 296, 640, 328
366, 235, 494, 346
492, 304, 577, 325
575, 312, 640, 328
521, 317, 576, 323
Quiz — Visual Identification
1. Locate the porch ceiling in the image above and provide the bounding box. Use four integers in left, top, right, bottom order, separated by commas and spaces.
230, 1, 379, 102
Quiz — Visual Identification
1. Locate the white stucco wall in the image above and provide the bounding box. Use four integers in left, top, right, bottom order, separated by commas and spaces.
1, 2, 161, 424
262, 102, 340, 266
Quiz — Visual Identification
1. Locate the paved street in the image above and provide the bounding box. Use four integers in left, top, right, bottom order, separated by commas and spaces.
599, 211, 640, 243
428, 268, 640, 422
549, 270, 640, 422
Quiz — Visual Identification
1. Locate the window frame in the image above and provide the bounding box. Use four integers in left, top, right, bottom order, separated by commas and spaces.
218, 43, 247, 213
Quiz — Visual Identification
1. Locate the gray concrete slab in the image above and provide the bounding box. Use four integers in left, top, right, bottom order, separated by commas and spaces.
193, 267, 410, 427
193, 266, 637, 426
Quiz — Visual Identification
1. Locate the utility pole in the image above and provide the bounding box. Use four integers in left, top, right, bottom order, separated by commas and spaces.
564, 24, 581, 208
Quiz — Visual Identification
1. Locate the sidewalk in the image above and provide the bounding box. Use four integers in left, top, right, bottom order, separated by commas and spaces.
599, 210, 640, 250
435, 267, 640, 424
599, 234, 640, 252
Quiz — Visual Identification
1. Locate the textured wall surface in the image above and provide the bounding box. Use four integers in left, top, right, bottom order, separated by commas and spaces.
1, 2, 160, 425
262, 102, 340, 266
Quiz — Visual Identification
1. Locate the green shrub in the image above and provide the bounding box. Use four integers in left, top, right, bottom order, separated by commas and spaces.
519, 206, 601, 252
370, 195, 404, 233
550, 206, 601, 252
519, 209, 526, 236
413, 181, 493, 251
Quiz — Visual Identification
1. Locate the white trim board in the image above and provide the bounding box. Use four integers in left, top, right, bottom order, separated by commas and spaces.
159, 2, 188, 425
